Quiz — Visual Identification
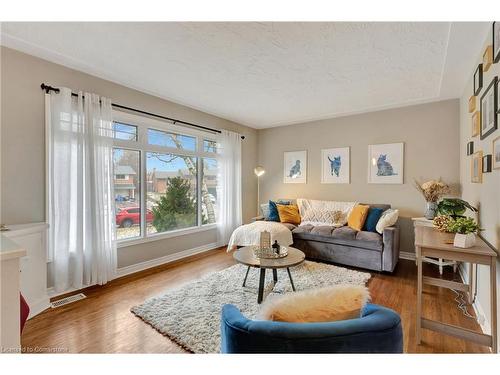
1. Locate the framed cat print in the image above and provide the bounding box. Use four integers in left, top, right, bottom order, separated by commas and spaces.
321, 147, 350, 184
480, 76, 498, 140
368, 143, 404, 184
284, 150, 307, 184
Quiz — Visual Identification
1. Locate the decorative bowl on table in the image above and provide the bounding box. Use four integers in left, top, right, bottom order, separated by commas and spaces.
251, 245, 288, 259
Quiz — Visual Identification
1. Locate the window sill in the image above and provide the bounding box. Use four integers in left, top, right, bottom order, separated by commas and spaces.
116, 224, 217, 248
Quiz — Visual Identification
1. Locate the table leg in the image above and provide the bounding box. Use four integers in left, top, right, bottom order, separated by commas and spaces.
287, 268, 296, 292
272, 269, 278, 284
467, 263, 474, 304
242, 266, 250, 287
490, 258, 497, 353
416, 246, 423, 345
257, 268, 266, 304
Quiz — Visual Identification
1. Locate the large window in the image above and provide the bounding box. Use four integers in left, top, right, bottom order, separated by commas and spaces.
146, 152, 197, 234
112, 112, 218, 244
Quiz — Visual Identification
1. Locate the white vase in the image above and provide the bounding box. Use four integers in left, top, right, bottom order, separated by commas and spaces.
453, 233, 476, 248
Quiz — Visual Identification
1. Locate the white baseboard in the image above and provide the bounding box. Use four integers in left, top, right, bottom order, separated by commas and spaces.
457, 263, 491, 339
27, 296, 51, 319
47, 242, 223, 298
115, 242, 222, 278
399, 251, 416, 261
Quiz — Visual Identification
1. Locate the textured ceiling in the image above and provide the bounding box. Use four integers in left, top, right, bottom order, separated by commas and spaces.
0, 22, 490, 128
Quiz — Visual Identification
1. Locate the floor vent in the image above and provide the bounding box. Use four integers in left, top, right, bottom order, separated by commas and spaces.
50, 293, 86, 308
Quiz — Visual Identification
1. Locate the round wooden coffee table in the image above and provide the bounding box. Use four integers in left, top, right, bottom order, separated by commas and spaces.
233, 246, 305, 304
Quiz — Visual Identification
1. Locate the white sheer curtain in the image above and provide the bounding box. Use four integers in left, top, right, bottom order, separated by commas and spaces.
47, 87, 117, 292
217, 130, 242, 246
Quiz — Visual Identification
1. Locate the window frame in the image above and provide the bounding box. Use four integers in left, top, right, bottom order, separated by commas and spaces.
112, 111, 219, 248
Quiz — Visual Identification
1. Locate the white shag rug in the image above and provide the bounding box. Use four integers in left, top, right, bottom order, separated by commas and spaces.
131, 261, 371, 353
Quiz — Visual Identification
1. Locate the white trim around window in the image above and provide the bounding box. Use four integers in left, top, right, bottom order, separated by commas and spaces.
112, 110, 219, 247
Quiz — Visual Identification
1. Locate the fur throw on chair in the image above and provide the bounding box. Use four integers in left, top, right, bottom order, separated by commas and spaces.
258, 284, 370, 323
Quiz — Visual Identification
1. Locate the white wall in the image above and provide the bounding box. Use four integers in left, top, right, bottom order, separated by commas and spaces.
0, 47, 258, 270
459, 25, 500, 351
257, 100, 461, 254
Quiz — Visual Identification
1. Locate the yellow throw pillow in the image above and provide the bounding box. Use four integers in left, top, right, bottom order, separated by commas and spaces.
347, 204, 370, 231
276, 204, 301, 225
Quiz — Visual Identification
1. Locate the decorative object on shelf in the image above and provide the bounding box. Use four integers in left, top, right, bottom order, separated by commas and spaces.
467, 141, 474, 155
480, 76, 498, 140
483, 154, 492, 173
252, 245, 289, 259
259, 230, 271, 250
471, 151, 483, 183
483, 45, 493, 72
472, 111, 480, 137
367, 143, 404, 184
474, 63, 483, 95
0, 224, 9, 232
283, 150, 307, 184
468, 95, 476, 113
449, 217, 481, 248
254, 166, 265, 213
436, 198, 478, 218
414, 179, 450, 220
493, 21, 500, 63
272, 240, 280, 255
433, 215, 481, 248
321, 147, 350, 184
493, 136, 500, 169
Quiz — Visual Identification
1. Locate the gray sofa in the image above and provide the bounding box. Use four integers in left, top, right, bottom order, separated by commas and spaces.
275, 203, 400, 273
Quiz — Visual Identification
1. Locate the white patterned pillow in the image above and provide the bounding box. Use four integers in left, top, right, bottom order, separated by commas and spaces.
301, 209, 346, 227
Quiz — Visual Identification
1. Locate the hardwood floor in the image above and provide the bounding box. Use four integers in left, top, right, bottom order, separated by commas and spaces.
21, 248, 489, 353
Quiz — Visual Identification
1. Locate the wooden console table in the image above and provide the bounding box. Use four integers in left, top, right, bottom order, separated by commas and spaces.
412, 217, 457, 275
415, 225, 497, 352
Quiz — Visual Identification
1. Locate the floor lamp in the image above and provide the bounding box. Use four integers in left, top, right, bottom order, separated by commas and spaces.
254, 166, 265, 214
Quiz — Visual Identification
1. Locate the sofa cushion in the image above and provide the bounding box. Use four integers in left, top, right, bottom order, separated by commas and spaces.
268, 199, 291, 222
332, 226, 357, 240
293, 225, 383, 252
363, 207, 384, 232
348, 204, 370, 231
277, 204, 301, 225
310, 225, 335, 236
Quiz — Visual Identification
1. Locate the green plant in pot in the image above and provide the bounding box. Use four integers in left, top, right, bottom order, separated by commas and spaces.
437, 198, 477, 218
433, 214, 480, 248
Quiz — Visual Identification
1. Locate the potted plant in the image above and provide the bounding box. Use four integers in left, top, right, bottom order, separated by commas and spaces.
437, 198, 478, 218
433, 215, 480, 248
414, 179, 450, 219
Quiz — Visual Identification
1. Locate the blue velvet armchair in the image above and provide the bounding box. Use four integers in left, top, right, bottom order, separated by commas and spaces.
221, 303, 403, 353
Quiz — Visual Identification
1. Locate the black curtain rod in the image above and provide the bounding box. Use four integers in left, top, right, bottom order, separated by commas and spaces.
40, 83, 245, 140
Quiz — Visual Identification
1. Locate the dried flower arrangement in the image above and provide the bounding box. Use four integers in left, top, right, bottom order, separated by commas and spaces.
414, 179, 450, 203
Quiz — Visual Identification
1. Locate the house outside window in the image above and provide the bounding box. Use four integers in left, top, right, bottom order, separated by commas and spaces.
111, 112, 219, 243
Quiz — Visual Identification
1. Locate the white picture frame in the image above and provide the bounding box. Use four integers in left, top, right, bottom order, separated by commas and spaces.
321, 147, 350, 184
284, 150, 307, 184
368, 143, 404, 184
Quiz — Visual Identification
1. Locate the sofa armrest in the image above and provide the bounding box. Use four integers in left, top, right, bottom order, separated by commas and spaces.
251, 215, 265, 222
382, 226, 400, 272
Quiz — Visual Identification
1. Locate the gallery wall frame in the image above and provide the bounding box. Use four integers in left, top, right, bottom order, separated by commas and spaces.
367, 142, 404, 184
480, 76, 498, 140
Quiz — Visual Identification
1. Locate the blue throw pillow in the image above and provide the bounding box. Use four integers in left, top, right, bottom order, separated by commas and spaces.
268, 200, 291, 222
363, 207, 384, 232
260, 203, 271, 220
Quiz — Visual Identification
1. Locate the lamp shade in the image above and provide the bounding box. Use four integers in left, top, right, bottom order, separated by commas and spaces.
254, 166, 265, 177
